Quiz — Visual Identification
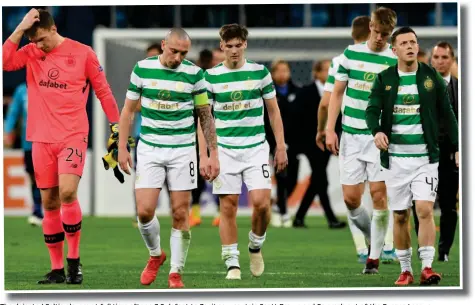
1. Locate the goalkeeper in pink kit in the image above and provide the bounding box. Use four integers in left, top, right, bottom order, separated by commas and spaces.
3, 8, 120, 284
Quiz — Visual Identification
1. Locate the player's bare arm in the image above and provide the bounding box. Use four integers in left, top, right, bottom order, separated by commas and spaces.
325, 80, 347, 155
8, 8, 40, 44
196, 118, 210, 180
196, 104, 220, 181
118, 98, 139, 175
264, 96, 288, 173
316, 91, 332, 151
3, 9, 39, 71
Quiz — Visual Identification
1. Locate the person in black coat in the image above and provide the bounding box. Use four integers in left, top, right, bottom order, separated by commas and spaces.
264, 59, 300, 227
412, 42, 459, 262
292, 59, 346, 229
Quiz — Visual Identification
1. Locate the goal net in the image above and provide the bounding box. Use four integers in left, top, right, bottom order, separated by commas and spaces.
92, 27, 458, 216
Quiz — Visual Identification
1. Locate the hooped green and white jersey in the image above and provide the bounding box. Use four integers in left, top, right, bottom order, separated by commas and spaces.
335, 42, 397, 135
323, 54, 342, 93
204, 59, 276, 149
390, 69, 429, 161
126, 56, 207, 148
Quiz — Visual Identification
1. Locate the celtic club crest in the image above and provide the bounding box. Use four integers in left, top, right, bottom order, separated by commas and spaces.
158, 90, 171, 100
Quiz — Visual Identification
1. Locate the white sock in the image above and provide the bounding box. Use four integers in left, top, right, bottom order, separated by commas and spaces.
169, 228, 191, 274
418, 246, 435, 270
249, 231, 266, 250
348, 205, 371, 241
396, 248, 413, 273
222, 243, 240, 270
383, 210, 394, 252
347, 213, 367, 255
138, 217, 161, 257
369, 209, 389, 259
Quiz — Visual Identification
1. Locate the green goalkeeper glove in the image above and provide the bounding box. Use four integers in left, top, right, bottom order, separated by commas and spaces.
102, 123, 136, 183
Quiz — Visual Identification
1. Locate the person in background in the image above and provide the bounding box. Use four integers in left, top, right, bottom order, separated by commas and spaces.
190, 48, 221, 227
4, 82, 43, 227
417, 50, 429, 64
317, 15, 397, 264
132, 43, 163, 228
450, 59, 458, 79
197, 49, 213, 69
211, 47, 225, 67
292, 59, 346, 229
266, 59, 300, 228
431, 41, 459, 262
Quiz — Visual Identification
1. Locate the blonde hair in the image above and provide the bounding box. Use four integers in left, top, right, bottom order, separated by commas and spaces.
371, 6, 397, 29
270, 59, 290, 74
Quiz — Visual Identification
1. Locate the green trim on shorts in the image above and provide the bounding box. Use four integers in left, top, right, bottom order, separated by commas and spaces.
139, 137, 195, 148
217, 140, 265, 149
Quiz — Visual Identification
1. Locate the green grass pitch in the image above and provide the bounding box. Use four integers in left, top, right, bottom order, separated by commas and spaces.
3, 215, 461, 290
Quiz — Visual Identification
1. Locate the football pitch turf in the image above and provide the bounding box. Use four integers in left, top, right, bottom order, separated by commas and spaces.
4, 216, 461, 290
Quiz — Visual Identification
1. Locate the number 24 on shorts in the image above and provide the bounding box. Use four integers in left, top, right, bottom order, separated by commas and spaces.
65, 148, 83, 163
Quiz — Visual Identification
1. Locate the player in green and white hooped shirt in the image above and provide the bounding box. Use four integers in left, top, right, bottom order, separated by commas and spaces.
204, 24, 288, 280
324, 7, 398, 275
317, 15, 398, 265
117, 28, 219, 288
368, 27, 458, 286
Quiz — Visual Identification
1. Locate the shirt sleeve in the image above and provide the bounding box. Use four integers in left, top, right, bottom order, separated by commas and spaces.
192, 69, 207, 95
323, 58, 338, 93
260, 66, 276, 99
2, 40, 32, 71
126, 63, 143, 101
204, 71, 215, 106
4, 84, 25, 133
334, 48, 350, 82
85, 47, 120, 123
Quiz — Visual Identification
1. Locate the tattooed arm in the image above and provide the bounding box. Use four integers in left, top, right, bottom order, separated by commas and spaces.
196, 105, 217, 152
196, 104, 220, 181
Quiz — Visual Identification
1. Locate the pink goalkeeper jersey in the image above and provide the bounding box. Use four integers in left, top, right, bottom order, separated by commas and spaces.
3, 38, 120, 143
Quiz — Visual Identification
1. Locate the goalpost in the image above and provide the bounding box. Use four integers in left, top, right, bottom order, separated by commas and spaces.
91, 27, 458, 217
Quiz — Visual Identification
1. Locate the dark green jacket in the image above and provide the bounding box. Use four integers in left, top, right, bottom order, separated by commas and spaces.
365, 62, 458, 169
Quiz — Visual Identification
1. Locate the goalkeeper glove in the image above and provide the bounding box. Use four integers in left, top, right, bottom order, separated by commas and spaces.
102, 123, 136, 183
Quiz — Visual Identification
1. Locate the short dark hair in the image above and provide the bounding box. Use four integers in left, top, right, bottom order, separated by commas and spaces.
313, 59, 331, 72
418, 50, 427, 57
147, 43, 162, 54
351, 16, 371, 41
198, 49, 213, 69
24, 9, 55, 38
219, 24, 248, 42
391, 26, 418, 46
433, 41, 455, 58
